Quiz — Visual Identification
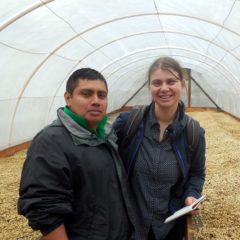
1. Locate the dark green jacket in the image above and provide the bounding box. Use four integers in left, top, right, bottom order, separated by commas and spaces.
18, 108, 132, 240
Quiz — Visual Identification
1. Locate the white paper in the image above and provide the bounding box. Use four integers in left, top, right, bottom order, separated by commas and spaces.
164, 195, 206, 223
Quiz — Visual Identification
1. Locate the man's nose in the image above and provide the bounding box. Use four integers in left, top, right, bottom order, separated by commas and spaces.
91, 94, 100, 104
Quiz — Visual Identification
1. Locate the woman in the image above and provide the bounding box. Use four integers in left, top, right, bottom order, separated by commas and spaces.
113, 57, 206, 240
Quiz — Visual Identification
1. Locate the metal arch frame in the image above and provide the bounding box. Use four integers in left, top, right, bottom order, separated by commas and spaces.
7, 12, 240, 144
2, 4, 240, 36
100, 39, 240, 76
51, 29, 240, 95
2, 12, 240, 55
0, 0, 54, 31
46, 47, 238, 123
104, 55, 231, 102
103, 49, 238, 85
106, 53, 232, 93
109, 54, 234, 91
108, 67, 149, 110
45, 29, 240, 122
46, 48, 238, 124
101, 47, 238, 87
104, 54, 233, 108
105, 54, 233, 91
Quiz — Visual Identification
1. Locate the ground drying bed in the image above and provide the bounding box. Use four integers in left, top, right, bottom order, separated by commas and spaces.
189, 111, 240, 240
0, 110, 240, 239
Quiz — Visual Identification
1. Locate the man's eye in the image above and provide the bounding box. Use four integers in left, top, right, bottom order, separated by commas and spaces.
98, 92, 107, 99
81, 91, 92, 97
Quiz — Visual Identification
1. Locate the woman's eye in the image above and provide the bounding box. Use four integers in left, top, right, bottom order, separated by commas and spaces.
151, 80, 161, 86
168, 80, 177, 85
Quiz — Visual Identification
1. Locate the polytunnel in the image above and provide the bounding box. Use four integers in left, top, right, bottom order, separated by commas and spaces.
1, 0, 240, 152
1, 1, 240, 240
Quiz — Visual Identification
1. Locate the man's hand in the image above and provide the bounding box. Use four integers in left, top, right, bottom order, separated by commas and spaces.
40, 224, 68, 240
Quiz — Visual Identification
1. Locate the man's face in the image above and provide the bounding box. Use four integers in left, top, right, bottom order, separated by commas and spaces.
64, 79, 108, 129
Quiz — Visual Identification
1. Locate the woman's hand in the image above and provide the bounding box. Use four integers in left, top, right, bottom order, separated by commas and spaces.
185, 196, 201, 215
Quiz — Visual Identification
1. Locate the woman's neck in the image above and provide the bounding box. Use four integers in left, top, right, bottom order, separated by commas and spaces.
154, 102, 178, 125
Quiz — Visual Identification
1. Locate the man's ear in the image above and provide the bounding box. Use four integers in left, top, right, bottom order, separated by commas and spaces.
64, 92, 71, 106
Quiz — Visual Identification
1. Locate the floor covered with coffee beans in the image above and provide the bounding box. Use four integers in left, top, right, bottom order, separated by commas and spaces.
0, 110, 239, 239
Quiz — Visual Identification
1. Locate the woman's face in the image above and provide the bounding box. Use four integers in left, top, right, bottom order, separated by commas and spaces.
149, 68, 185, 109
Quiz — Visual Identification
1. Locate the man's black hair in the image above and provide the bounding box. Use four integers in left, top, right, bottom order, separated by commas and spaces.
66, 68, 108, 95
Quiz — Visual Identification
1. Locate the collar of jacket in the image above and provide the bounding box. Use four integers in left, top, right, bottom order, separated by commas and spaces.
63, 106, 108, 139
57, 108, 124, 184
166, 101, 188, 140
57, 108, 117, 147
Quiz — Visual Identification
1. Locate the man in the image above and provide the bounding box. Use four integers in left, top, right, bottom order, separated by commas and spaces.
18, 68, 132, 240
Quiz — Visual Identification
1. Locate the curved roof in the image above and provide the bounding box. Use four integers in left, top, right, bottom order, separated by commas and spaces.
1, 0, 240, 150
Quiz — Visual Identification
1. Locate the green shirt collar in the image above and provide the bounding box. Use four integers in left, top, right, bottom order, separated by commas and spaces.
63, 106, 108, 139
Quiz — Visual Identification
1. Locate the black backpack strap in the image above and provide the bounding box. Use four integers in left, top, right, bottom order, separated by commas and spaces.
120, 105, 148, 148
187, 116, 200, 158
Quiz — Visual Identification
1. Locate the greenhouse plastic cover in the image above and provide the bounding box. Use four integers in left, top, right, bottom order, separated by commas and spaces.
0, 0, 240, 150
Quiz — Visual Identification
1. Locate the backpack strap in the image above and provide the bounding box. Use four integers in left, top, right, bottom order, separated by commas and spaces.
186, 116, 200, 158
120, 106, 200, 161
120, 105, 148, 148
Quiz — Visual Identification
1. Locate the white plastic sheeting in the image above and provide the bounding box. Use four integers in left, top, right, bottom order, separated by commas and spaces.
0, 0, 240, 150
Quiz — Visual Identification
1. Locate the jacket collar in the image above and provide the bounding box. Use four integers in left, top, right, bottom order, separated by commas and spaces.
57, 108, 117, 146
166, 101, 188, 140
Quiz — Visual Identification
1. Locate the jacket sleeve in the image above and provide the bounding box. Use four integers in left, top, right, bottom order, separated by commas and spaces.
112, 112, 129, 144
183, 127, 206, 199
18, 128, 73, 235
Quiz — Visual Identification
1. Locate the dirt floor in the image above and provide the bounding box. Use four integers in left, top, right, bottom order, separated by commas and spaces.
0, 110, 240, 239
189, 111, 240, 240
